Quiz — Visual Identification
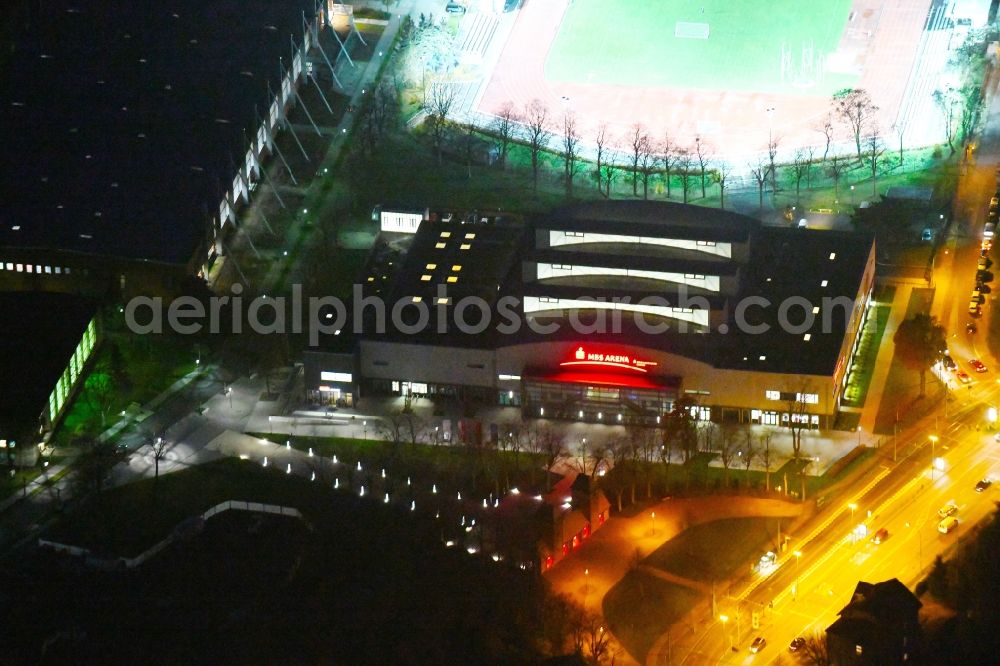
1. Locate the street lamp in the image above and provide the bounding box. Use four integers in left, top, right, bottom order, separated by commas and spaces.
929, 435, 939, 480
848, 502, 857, 520
363, 420, 368, 441
720, 614, 733, 651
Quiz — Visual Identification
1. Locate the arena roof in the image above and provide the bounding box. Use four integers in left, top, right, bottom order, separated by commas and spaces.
0, 0, 313, 265
539, 201, 757, 243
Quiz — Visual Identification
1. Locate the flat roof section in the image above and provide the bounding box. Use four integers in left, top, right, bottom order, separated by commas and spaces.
0, 0, 314, 264
539, 201, 758, 243
716, 227, 875, 376
0, 292, 95, 431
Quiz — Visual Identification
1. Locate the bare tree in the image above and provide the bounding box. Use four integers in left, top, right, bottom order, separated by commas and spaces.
150, 435, 171, 481
424, 80, 457, 164
530, 423, 566, 490
694, 136, 712, 198
798, 632, 831, 665
601, 148, 620, 199
628, 124, 649, 197
749, 157, 769, 210
713, 160, 733, 210
759, 430, 773, 491
863, 127, 886, 198
561, 111, 581, 197
827, 153, 849, 200
932, 88, 959, 154
805, 145, 817, 189
522, 99, 551, 192
676, 148, 696, 203
834, 88, 878, 159
816, 112, 835, 162
767, 132, 780, 199
717, 425, 738, 489
784, 390, 811, 461
638, 139, 657, 200
594, 123, 609, 197
660, 133, 678, 198
489, 101, 519, 170
786, 148, 810, 205
740, 428, 758, 489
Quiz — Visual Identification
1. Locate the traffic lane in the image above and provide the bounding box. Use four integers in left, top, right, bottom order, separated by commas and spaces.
755, 433, 1000, 663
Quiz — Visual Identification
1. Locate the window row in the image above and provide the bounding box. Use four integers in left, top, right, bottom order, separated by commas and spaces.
1, 262, 75, 275
764, 390, 819, 404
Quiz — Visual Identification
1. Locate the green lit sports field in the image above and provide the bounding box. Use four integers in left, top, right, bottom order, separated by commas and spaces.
544, 0, 858, 96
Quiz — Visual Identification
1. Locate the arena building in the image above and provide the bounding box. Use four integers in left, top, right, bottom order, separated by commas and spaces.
307, 201, 876, 430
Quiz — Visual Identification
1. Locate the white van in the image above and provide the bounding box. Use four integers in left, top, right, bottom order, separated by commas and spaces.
938, 516, 959, 534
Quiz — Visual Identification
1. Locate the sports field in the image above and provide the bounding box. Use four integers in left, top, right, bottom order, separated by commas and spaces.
545, 0, 857, 96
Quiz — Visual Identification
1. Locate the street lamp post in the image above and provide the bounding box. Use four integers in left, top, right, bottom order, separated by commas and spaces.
929, 435, 939, 480
363, 420, 368, 441
720, 614, 732, 652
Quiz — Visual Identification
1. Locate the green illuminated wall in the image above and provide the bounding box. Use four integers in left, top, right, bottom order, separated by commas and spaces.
46, 316, 100, 426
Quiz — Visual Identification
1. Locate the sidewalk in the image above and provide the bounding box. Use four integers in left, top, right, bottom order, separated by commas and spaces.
859, 284, 912, 434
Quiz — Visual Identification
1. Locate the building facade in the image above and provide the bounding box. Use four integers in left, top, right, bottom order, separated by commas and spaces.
307, 201, 876, 430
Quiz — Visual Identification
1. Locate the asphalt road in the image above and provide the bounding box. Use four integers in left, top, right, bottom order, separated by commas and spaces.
669, 57, 1000, 666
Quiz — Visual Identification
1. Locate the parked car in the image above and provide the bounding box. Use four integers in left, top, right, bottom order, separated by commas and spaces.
976, 478, 992, 492
957, 370, 972, 384
445, 1, 466, 13
871, 528, 890, 544
938, 503, 959, 519
750, 636, 767, 653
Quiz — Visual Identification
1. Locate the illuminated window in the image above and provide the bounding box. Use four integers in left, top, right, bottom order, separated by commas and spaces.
460, 243, 471, 250
803, 333, 812, 341
412, 296, 423, 303
16, 264, 23, 272
464, 232, 475, 239
367, 276, 374, 282
696, 240, 716, 247
54, 266, 61, 274
45, 265, 52, 274
765, 390, 780, 400
420, 274, 432, 281
855, 645, 863, 655
4, 263, 11, 270
451, 265, 462, 272
439, 231, 451, 238
446, 276, 458, 283
435, 242, 446, 249
436, 297, 450, 305
812, 306, 820, 314
425, 263, 437, 270
759, 355, 766, 361
829, 252, 837, 260
797, 393, 819, 404
821, 280, 828, 287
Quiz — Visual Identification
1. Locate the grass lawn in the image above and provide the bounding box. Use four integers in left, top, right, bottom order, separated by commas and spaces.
546, 0, 856, 95
603, 569, 702, 661
644, 517, 787, 582
873, 287, 944, 435
44, 458, 339, 558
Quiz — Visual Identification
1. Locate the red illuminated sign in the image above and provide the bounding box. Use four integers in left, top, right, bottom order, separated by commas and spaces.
559, 346, 658, 373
